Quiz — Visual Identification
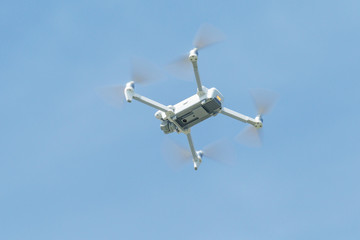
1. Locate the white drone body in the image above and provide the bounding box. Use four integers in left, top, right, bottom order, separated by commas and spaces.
124, 48, 263, 170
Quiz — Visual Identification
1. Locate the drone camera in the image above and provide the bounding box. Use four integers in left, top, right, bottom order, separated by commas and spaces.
160, 120, 177, 134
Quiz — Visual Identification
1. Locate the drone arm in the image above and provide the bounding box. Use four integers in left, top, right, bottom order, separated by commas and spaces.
192, 61, 203, 93
186, 132, 199, 161
220, 107, 258, 126
132, 93, 170, 112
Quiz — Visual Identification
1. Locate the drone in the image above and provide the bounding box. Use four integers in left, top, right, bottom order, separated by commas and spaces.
101, 25, 276, 170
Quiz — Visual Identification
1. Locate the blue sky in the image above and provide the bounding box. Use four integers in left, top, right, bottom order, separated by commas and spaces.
1, 0, 360, 239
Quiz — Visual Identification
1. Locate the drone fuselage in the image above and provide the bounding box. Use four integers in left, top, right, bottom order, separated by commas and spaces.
155, 86, 223, 134
173, 86, 223, 129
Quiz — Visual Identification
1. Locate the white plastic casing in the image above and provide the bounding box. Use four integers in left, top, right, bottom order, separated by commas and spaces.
254, 115, 263, 128
189, 48, 198, 62
124, 81, 135, 102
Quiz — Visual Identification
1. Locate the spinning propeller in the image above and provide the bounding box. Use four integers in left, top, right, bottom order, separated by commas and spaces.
98, 58, 163, 108
237, 89, 278, 147
193, 23, 226, 50
168, 24, 225, 80
163, 138, 236, 169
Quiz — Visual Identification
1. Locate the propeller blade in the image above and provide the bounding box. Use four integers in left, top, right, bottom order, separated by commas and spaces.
202, 138, 236, 165
99, 58, 163, 108
193, 24, 225, 49
163, 138, 192, 169
167, 24, 225, 81
235, 89, 277, 147
236, 125, 263, 147
97, 84, 126, 108
131, 57, 164, 85
166, 54, 193, 81
163, 137, 236, 168
250, 89, 278, 115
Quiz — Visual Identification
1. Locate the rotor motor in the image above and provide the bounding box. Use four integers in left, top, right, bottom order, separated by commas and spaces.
254, 115, 263, 129
124, 81, 135, 102
189, 48, 198, 62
